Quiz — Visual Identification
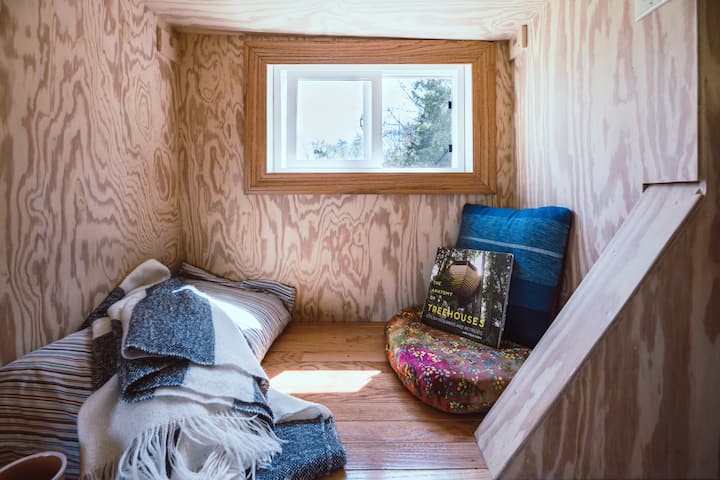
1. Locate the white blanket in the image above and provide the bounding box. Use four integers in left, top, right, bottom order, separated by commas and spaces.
78, 260, 342, 480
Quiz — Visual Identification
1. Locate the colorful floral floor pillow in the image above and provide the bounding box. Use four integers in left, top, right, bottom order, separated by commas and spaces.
386, 309, 532, 414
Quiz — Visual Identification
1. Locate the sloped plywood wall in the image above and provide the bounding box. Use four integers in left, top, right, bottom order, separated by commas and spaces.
176, 34, 514, 323
500, 193, 720, 479
477, 0, 720, 477
514, 0, 698, 300
490, 10, 720, 468
0, 0, 181, 365
477, 183, 714, 478
495, 45, 720, 470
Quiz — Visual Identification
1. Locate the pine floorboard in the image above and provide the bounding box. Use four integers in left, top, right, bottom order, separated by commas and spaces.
261, 322, 490, 479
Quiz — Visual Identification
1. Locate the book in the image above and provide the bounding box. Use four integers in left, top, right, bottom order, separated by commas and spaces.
420, 247, 514, 348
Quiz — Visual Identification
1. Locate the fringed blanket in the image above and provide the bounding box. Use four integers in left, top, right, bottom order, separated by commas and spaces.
78, 260, 346, 480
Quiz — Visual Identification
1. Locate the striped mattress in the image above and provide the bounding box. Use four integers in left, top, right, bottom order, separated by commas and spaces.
0, 328, 92, 479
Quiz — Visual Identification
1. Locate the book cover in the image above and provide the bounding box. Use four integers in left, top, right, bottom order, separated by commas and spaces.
421, 247, 514, 348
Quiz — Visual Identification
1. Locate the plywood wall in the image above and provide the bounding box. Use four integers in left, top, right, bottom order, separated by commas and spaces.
477, 183, 715, 478
175, 34, 514, 323
500, 190, 720, 479
477, 0, 720, 477
0, 0, 181, 365
495, 32, 720, 467
514, 0, 698, 300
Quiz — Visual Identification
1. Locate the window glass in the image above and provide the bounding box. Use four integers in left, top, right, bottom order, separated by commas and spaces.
295, 80, 370, 165
269, 65, 468, 173
382, 76, 453, 169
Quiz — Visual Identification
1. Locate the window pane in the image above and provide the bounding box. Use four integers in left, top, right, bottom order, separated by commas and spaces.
296, 80, 369, 163
382, 77, 452, 168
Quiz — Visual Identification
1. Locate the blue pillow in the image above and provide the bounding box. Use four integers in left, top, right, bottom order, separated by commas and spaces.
456, 204, 572, 347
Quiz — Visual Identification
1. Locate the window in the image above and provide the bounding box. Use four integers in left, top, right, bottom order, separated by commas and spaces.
245, 38, 496, 194
268, 64, 472, 173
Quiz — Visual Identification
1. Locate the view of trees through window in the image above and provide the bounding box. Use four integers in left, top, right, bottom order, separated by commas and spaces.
302, 78, 452, 168
382, 78, 452, 168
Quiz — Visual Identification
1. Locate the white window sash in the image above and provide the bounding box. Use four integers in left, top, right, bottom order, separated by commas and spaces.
268, 64, 472, 173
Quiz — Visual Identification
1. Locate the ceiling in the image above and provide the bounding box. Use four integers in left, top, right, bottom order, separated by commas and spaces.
144, 0, 547, 40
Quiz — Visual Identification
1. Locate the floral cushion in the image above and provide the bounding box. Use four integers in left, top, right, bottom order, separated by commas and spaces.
385, 308, 532, 413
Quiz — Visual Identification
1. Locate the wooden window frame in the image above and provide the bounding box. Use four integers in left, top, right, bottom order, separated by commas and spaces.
244, 37, 497, 194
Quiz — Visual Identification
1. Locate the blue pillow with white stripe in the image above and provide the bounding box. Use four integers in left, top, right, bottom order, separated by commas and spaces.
456, 204, 572, 347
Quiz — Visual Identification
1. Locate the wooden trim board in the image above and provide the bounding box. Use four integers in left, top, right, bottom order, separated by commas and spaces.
243, 36, 497, 194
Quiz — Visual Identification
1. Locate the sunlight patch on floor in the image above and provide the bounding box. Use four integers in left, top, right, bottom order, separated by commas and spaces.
270, 370, 381, 394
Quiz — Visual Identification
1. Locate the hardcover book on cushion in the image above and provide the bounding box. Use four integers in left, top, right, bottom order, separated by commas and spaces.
456, 204, 572, 347
421, 247, 514, 348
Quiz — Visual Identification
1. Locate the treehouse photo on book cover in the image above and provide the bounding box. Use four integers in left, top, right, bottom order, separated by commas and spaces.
421, 247, 514, 348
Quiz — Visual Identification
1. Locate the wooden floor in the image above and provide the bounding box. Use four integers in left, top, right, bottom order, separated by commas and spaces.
261, 322, 491, 479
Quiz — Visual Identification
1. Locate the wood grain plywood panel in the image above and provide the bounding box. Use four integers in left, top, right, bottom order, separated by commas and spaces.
144, 0, 546, 41
175, 33, 514, 324
476, 183, 704, 478
514, 0, 698, 301
498, 162, 720, 478
501, 200, 720, 479
0, 0, 181, 365
479, 2, 720, 475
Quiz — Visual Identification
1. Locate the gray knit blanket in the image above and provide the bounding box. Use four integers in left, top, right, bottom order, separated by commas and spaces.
78, 260, 345, 480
